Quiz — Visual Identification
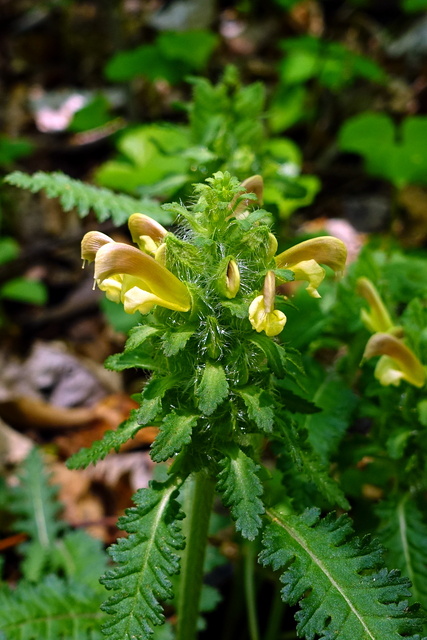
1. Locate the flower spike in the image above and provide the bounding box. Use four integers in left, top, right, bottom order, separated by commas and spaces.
363, 332, 426, 388
275, 236, 347, 297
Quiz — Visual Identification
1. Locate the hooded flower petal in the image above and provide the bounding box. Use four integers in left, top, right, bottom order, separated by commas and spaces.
249, 271, 287, 337
363, 332, 426, 388
81, 231, 115, 263
356, 277, 394, 334
275, 236, 347, 298
128, 213, 168, 254
94, 242, 191, 313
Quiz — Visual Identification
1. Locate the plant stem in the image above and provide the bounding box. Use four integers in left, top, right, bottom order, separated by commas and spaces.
263, 583, 284, 640
176, 470, 215, 640
244, 541, 260, 640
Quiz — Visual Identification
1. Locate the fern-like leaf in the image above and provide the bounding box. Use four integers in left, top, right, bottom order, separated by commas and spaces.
0, 575, 104, 640
216, 445, 264, 541
4, 171, 172, 225
101, 478, 185, 639
260, 507, 426, 640
10, 448, 63, 546
377, 495, 427, 611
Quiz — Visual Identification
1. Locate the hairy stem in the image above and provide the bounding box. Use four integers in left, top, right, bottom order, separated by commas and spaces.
176, 470, 215, 640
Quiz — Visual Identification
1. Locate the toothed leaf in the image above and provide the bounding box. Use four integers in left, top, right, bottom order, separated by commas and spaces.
260, 508, 426, 640
67, 411, 140, 469
216, 446, 264, 540
377, 495, 427, 611
101, 479, 185, 640
0, 575, 104, 640
151, 412, 198, 462
196, 363, 228, 416
237, 386, 275, 433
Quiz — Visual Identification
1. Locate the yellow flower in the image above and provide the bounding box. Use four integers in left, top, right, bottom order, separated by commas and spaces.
275, 236, 347, 298
81, 225, 191, 315
363, 332, 426, 388
249, 271, 287, 337
356, 277, 394, 334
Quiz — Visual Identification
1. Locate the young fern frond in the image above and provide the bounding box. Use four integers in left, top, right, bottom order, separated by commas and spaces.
0, 575, 105, 640
377, 495, 427, 612
260, 507, 426, 640
100, 478, 185, 640
4, 171, 172, 225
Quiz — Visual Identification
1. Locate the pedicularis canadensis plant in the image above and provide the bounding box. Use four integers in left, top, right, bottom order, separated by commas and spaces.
68, 172, 426, 640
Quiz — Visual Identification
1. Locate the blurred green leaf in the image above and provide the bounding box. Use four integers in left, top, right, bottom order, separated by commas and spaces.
105, 30, 218, 84
0, 136, 33, 167
279, 37, 386, 90
0, 237, 20, 265
68, 94, 111, 132
0, 278, 47, 305
339, 113, 427, 187
401, 0, 427, 10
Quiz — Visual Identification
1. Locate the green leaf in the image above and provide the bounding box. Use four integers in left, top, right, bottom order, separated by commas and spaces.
157, 30, 218, 69
105, 350, 160, 372
5, 170, 172, 225
137, 375, 180, 425
67, 411, 141, 469
377, 495, 427, 610
162, 328, 194, 356
0, 575, 104, 640
101, 479, 185, 640
10, 449, 63, 547
0, 237, 19, 265
126, 324, 160, 350
216, 446, 264, 540
402, 0, 427, 11
0, 277, 47, 305
304, 375, 358, 464
249, 333, 286, 378
68, 94, 111, 132
339, 113, 427, 187
0, 135, 33, 166
51, 530, 108, 588
275, 419, 349, 509
260, 508, 425, 640
196, 362, 228, 416
237, 386, 275, 433
150, 412, 198, 462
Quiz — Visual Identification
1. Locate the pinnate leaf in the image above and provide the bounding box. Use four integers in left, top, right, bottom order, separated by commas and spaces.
377, 495, 427, 610
0, 575, 104, 640
101, 479, 185, 640
260, 508, 426, 640
67, 411, 141, 469
216, 446, 264, 540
